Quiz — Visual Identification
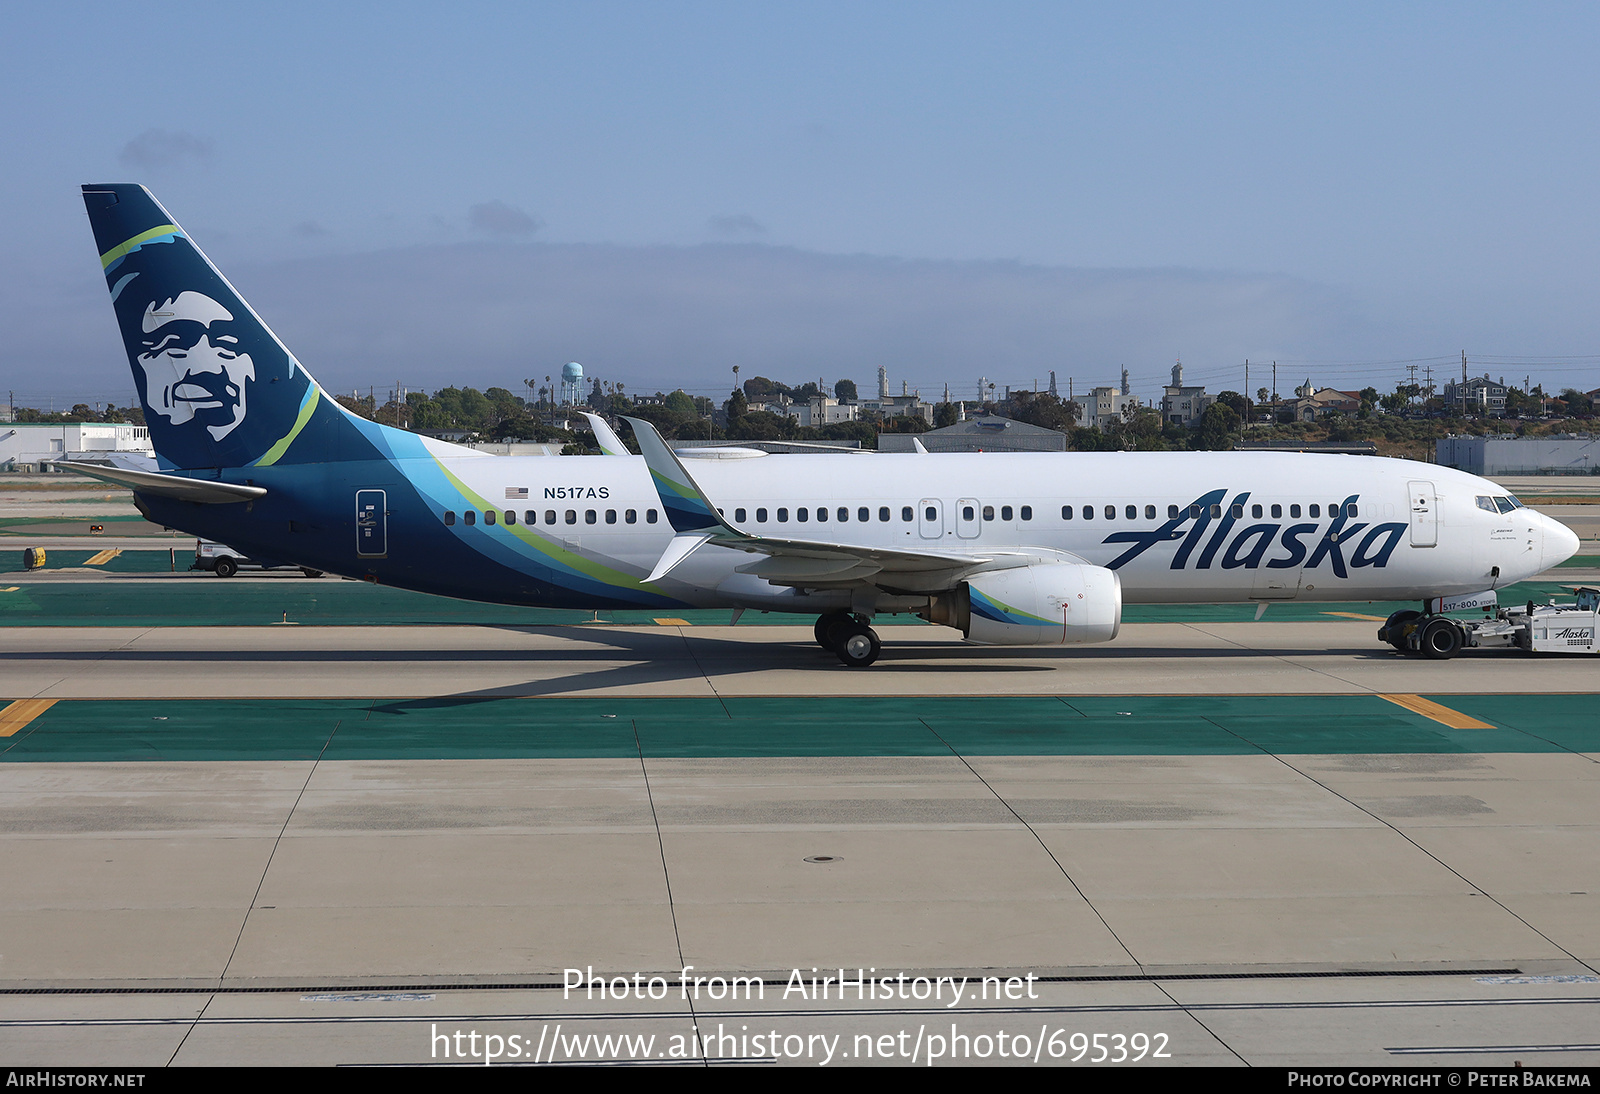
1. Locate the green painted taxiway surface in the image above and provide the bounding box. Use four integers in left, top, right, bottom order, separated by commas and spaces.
1, 693, 1594, 763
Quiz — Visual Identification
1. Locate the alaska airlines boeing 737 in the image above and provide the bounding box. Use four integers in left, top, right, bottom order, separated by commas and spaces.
72, 185, 1580, 666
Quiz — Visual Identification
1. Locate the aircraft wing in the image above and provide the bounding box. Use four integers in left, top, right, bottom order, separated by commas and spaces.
50, 461, 267, 504
623, 416, 1034, 589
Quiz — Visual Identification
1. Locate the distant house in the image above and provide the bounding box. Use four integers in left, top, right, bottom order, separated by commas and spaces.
1286, 383, 1362, 421
1441, 375, 1508, 417
1160, 364, 1213, 426
1086, 386, 1142, 432
763, 394, 862, 428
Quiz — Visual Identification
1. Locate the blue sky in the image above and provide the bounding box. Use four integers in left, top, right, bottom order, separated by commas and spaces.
6, 2, 1600, 409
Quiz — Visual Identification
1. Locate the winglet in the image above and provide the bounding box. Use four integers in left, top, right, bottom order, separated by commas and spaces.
622, 417, 742, 536
580, 412, 630, 457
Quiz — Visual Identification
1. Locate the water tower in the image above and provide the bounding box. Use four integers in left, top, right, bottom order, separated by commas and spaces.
560, 362, 584, 407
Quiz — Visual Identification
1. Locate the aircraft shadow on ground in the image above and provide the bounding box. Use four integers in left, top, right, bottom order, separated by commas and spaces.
2, 625, 1424, 700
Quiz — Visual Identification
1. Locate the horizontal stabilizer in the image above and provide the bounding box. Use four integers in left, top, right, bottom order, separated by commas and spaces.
50, 461, 266, 504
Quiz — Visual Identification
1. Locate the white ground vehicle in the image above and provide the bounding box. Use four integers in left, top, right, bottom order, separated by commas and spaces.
191, 540, 323, 579
1379, 587, 1599, 658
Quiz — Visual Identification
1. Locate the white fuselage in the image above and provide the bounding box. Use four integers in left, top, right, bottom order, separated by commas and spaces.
427, 448, 1578, 613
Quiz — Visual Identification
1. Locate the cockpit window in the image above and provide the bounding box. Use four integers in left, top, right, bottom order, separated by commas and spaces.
1494, 496, 1517, 514
1476, 496, 1497, 513
1505, 495, 1523, 509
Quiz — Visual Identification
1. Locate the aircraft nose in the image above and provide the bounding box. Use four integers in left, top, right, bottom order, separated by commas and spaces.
1543, 514, 1581, 570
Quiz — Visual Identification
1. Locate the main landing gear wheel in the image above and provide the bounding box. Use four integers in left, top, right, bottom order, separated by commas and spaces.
1419, 617, 1464, 660
814, 611, 853, 651
1380, 609, 1421, 652
212, 557, 238, 578
834, 621, 882, 668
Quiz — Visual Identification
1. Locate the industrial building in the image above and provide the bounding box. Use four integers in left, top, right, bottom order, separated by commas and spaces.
0, 422, 154, 471
1437, 433, 1599, 475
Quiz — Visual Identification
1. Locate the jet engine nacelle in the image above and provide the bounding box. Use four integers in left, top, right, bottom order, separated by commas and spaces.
923, 562, 1123, 646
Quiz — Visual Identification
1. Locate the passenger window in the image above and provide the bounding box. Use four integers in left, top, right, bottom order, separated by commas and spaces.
757, 508, 768, 522
1105, 505, 1116, 520
565, 510, 577, 524
837, 507, 848, 521
1271, 504, 1282, 519
627, 509, 638, 524
647, 509, 658, 523
605, 510, 617, 524
858, 507, 870, 522
1083, 506, 1094, 520
525, 510, 536, 524
1062, 505, 1073, 520
797, 507, 809, 522
1348, 503, 1358, 518
734, 508, 746, 522
879, 507, 890, 522
1126, 505, 1137, 520
1251, 504, 1262, 519
1021, 506, 1032, 521
963, 505, 975, 521
1328, 504, 1338, 518
1190, 505, 1202, 518
545, 510, 557, 524
901, 507, 913, 522
1002, 505, 1014, 521
1309, 504, 1320, 518
1290, 505, 1301, 518
444, 510, 456, 526
1145, 505, 1156, 519
485, 510, 496, 526
984, 505, 995, 520
777, 508, 789, 522
585, 510, 597, 524
816, 507, 828, 522
465, 510, 476, 526
1210, 504, 1222, 518
505, 510, 515, 525
1230, 504, 1242, 519
1168, 505, 1179, 519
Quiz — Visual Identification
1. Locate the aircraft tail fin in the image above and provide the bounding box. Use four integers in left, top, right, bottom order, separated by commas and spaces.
82, 185, 341, 471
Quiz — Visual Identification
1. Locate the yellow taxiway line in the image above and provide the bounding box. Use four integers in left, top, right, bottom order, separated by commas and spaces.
1381, 694, 1495, 730
0, 699, 57, 737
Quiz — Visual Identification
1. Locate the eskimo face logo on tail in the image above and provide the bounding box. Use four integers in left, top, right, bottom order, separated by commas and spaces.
137, 291, 255, 441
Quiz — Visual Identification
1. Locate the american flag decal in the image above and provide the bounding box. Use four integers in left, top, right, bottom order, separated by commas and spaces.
505, 487, 529, 499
